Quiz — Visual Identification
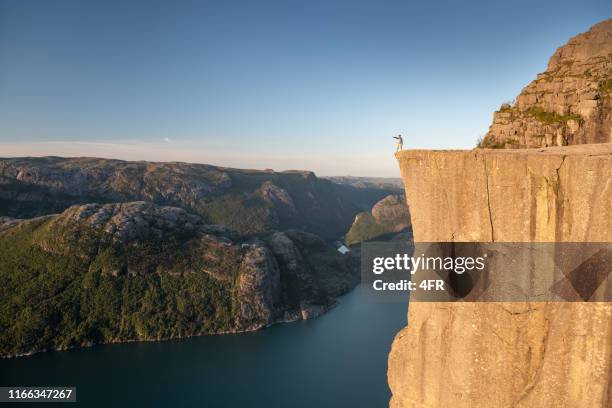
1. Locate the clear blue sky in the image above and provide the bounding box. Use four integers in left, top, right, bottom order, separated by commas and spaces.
0, 1, 609, 176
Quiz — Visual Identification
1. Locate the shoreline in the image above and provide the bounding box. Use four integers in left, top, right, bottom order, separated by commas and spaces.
1, 288, 347, 360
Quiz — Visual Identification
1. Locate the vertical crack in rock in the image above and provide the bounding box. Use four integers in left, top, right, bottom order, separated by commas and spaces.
555, 155, 567, 181
554, 155, 567, 196
482, 155, 495, 242
516, 313, 551, 404
553, 155, 566, 242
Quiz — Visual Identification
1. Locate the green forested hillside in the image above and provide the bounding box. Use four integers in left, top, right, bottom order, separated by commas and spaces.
0, 202, 358, 357
0, 216, 233, 357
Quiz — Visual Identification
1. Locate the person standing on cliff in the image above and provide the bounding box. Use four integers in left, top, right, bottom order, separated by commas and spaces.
394, 134, 403, 152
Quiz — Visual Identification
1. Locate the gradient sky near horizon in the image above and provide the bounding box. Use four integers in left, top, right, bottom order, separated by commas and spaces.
0, 1, 609, 176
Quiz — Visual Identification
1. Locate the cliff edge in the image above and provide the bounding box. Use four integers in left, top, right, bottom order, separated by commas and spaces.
388, 144, 612, 407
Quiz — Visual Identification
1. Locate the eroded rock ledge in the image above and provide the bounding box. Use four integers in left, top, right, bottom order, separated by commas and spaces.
388, 144, 612, 407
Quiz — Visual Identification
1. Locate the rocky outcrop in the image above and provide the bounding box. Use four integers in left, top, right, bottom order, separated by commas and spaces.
52, 201, 209, 243
0, 202, 358, 357
371, 195, 410, 225
0, 216, 23, 232
482, 19, 612, 148
235, 242, 281, 329
345, 194, 411, 245
389, 144, 612, 407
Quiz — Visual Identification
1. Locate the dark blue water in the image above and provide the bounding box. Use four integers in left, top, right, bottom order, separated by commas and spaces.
0, 285, 407, 407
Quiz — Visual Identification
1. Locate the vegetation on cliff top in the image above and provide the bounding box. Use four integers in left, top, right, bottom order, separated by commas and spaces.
526, 106, 582, 124
477, 104, 583, 148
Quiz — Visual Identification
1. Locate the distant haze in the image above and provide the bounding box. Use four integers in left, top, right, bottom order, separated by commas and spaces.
0, 1, 609, 176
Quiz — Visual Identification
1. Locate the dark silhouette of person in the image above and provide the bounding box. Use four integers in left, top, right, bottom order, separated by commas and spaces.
393, 134, 403, 152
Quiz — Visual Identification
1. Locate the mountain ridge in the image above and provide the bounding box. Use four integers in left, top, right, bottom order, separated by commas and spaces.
0, 156, 393, 239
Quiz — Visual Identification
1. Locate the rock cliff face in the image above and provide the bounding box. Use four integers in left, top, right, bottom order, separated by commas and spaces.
345, 194, 411, 245
482, 19, 612, 148
389, 144, 612, 407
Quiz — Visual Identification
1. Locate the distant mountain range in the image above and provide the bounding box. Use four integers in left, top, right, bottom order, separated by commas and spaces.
0, 157, 396, 239
325, 176, 404, 192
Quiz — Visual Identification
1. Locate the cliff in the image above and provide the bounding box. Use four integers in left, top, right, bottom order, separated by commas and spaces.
482, 19, 612, 148
345, 194, 411, 245
388, 144, 612, 407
